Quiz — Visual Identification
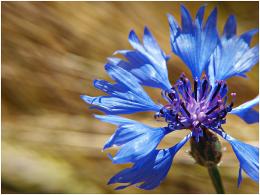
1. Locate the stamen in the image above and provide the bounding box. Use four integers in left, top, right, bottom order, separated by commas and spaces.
226, 93, 236, 112
157, 74, 235, 133
206, 103, 219, 115
169, 110, 175, 115
230, 92, 236, 107
210, 81, 222, 101
171, 87, 180, 100
194, 78, 198, 101
180, 72, 186, 78
217, 109, 228, 119
200, 78, 208, 100
220, 83, 227, 97
159, 109, 164, 115
181, 102, 191, 117
230, 93, 236, 107
180, 78, 190, 98
177, 81, 189, 100
195, 121, 201, 128
154, 112, 161, 120
168, 91, 176, 101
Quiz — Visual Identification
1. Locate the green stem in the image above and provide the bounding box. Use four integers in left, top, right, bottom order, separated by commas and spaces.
207, 165, 225, 194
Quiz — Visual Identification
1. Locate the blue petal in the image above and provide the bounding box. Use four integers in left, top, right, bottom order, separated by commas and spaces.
223, 15, 236, 39
207, 17, 259, 84
113, 27, 171, 90
143, 27, 166, 65
81, 64, 161, 114
95, 115, 169, 164
214, 129, 259, 184
237, 166, 242, 187
108, 56, 169, 90
232, 109, 259, 124
195, 5, 205, 26
108, 133, 192, 190
240, 28, 259, 45
168, 6, 219, 78
230, 96, 259, 124
180, 5, 193, 33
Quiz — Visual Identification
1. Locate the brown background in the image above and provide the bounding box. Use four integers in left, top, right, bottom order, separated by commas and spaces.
2, 1, 259, 193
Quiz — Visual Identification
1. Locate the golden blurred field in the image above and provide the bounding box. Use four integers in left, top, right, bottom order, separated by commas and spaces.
2, 1, 259, 194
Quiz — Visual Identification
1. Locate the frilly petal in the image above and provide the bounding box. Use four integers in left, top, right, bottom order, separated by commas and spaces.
81, 64, 161, 114
223, 15, 237, 39
168, 5, 219, 78
113, 27, 171, 90
231, 96, 259, 124
213, 129, 259, 185
207, 15, 259, 84
108, 132, 192, 190
95, 115, 170, 164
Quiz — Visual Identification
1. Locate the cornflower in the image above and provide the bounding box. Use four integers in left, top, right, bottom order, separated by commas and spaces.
81, 5, 259, 191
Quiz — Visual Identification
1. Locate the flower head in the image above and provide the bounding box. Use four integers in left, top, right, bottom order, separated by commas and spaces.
82, 5, 259, 190
156, 73, 235, 142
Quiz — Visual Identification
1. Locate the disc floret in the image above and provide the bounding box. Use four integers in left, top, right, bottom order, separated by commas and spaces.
156, 73, 236, 141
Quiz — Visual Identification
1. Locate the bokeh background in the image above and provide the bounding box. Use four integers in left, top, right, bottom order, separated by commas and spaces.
2, 1, 259, 194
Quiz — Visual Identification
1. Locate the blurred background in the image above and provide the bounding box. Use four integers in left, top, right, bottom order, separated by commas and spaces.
2, 1, 259, 194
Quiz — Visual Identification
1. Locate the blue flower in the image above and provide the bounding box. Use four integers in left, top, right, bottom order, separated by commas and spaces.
82, 5, 259, 190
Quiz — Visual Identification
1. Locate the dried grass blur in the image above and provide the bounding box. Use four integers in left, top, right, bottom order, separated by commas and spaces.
2, 1, 259, 194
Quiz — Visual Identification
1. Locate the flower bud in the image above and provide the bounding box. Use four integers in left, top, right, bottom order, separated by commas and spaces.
190, 129, 222, 167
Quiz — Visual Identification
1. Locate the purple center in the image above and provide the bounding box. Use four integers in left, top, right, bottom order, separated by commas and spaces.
155, 73, 236, 141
